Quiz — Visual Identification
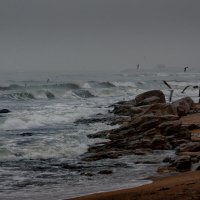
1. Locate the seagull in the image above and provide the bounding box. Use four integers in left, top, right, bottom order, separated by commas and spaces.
181, 85, 190, 93
163, 80, 172, 89
184, 66, 189, 72
137, 64, 140, 70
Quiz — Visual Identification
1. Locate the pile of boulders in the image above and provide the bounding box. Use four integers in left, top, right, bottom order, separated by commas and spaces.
83, 90, 200, 173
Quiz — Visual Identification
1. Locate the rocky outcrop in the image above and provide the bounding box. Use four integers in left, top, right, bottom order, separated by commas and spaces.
83, 91, 199, 175
83, 114, 191, 161
135, 90, 166, 106
171, 97, 194, 116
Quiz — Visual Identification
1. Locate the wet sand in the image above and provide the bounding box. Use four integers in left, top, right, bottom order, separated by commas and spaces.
67, 171, 200, 200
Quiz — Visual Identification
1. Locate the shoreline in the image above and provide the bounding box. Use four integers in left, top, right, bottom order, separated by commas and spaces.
66, 92, 200, 200
67, 171, 200, 200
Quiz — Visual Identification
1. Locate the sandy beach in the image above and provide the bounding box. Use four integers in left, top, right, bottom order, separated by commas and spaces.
67, 171, 200, 200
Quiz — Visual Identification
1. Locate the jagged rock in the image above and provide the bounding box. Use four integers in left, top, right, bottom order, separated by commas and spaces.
87, 130, 110, 139
98, 170, 113, 174
186, 124, 200, 130
82, 151, 120, 161
150, 135, 172, 150
20, 132, 33, 136
176, 142, 200, 153
163, 156, 173, 163
141, 103, 176, 116
157, 166, 176, 173
135, 90, 166, 106
179, 152, 200, 161
84, 92, 197, 164
80, 172, 95, 176
110, 100, 136, 116
169, 155, 192, 172
172, 97, 194, 116
159, 120, 182, 135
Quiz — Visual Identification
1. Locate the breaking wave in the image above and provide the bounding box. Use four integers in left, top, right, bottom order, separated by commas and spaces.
8, 92, 35, 100
0, 82, 81, 91
72, 89, 95, 98
0, 84, 23, 90
84, 81, 115, 89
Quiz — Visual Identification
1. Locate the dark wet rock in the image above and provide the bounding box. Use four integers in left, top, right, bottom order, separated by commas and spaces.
159, 120, 182, 134
109, 99, 136, 108
82, 151, 121, 161
80, 172, 95, 176
157, 166, 176, 173
0, 109, 11, 113
98, 170, 113, 174
135, 161, 159, 164
169, 155, 192, 172
111, 105, 139, 116
171, 97, 194, 116
196, 165, 200, 170
179, 152, 200, 161
131, 148, 153, 155
186, 124, 200, 130
75, 114, 125, 125
150, 135, 172, 150
84, 111, 192, 161
83, 91, 198, 174
75, 117, 109, 124
135, 90, 166, 106
141, 103, 176, 116
20, 132, 33, 136
176, 142, 200, 153
87, 130, 110, 139
163, 156, 173, 163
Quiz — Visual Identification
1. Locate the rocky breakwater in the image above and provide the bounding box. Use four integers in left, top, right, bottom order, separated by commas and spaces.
82, 90, 200, 174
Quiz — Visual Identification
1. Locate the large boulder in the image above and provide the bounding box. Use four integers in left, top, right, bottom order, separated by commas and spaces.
169, 155, 192, 172
135, 90, 166, 106
141, 103, 177, 116
176, 142, 200, 153
172, 97, 194, 116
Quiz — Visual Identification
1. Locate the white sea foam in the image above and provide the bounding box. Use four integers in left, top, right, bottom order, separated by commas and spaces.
113, 81, 136, 87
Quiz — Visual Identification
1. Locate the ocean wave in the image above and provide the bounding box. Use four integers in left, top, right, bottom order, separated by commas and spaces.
8, 92, 35, 100
0, 82, 81, 91
45, 91, 55, 99
84, 81, 115, 88
47, 83, 80, 90
0, 84, 24, 90
113, 81, 136, 87
72, 89, 95, 98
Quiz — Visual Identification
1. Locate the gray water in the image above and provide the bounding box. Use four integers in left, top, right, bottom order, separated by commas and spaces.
0, 71, 200, 199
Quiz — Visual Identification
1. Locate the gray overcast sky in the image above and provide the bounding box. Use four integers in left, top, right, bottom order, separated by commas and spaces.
0, 0, 200, 73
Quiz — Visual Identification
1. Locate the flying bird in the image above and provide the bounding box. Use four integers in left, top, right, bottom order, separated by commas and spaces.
163, 80, 172, 89
181, 85, 190, 93
137, 64, 140, 70
184, 66, 189, 72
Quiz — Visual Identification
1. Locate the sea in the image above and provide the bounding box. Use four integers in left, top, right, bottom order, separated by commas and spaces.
0, 70, 200, 200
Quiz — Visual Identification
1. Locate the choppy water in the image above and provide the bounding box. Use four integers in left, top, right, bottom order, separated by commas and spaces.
0, 71, 200, 199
